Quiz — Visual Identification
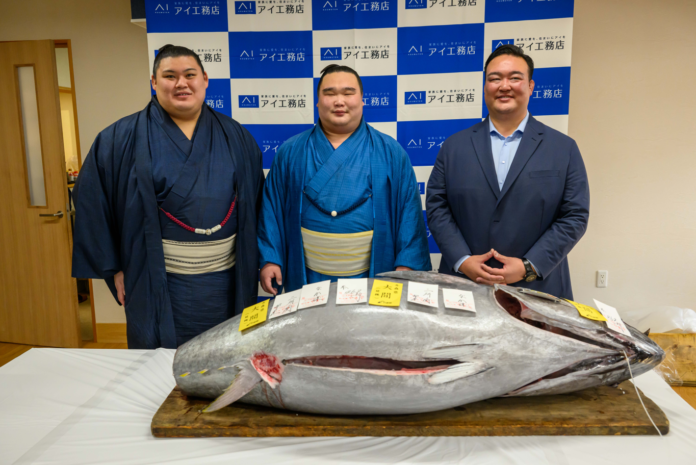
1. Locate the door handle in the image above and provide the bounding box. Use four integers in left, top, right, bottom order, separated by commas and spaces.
39, 211, 64, 218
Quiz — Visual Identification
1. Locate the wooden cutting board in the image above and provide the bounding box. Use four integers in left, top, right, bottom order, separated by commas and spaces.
151, 381, 668, 437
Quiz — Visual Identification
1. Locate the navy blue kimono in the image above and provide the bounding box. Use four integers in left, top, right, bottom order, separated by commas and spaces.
72, 98, 264, 349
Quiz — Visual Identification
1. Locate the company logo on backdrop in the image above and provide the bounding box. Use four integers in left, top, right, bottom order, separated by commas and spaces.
492, 39, 515, 49
485, 0, 574, 23
405, 0, 426, 9
252, 94, 309, 109
196, 47, 223, 65
493, 37, 566, 53
239, 95, 260, 108
417, 182, 425, 195
525, 66, 571, 116
398, 24, 484, 75
397, 119, 478, 166
359, 76, 396, 122
405, 89, 476, 106
203, 79, 231, 116
206, 95, 226, 110
406, 0, 477, 10
235, 1, 256, 14
146, 0, 226, 32
320, 45, 390, 62
245, 124, 315, 168
229, 31, 313, 78
320, 47, 342, 60
405, 91, 426, 105
312, 0, 397, 30
152, 2, 222, 15
237, 0, 307, 15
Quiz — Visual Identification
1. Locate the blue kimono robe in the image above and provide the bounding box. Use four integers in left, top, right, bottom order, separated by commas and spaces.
72, 98, 264, 349
258, 119, 431, 293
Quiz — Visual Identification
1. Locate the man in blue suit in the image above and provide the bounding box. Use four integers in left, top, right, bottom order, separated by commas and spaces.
426, 45, 589, 299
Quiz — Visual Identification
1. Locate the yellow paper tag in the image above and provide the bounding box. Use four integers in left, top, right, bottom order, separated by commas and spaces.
565, 299, 607, 322
239, 299, 269, 331
369, 280, 403, 307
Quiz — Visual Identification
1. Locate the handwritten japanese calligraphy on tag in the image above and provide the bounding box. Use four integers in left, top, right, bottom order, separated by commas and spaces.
442, 289, 476, 312
594, 299, 631, 336
407, 282, 439, 308
336, 278, 368, 305
298, 280, 331, 309
269, 289, 302, 319
239, 299, 269, 331
368, 280, 403, 307
565, 299, 607, 322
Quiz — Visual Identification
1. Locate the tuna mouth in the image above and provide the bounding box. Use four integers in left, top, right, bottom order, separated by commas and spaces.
283, 356, 459, 375
494, 289, 663, 389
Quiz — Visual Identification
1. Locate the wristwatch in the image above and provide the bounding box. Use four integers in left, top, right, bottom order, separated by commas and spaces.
522, 258, 538, 282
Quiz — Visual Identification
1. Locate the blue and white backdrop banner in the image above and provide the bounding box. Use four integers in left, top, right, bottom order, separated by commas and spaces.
145, 0, 574, 273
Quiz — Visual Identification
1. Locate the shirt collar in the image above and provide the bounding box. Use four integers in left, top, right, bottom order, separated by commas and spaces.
489, 112, 530, 138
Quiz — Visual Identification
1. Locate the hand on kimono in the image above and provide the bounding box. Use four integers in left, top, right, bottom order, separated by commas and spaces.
114, 271, 125, 305
395, 266, 412, 271
260, 263, 282, 296
458, 250, 505, 286
483, 250, 525, 285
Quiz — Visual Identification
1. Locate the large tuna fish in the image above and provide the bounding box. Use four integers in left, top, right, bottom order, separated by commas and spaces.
173, 271, 664, 415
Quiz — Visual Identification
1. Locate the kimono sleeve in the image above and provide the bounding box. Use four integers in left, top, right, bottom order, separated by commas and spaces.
257, 144, 289, 272
71, 128, 122, 298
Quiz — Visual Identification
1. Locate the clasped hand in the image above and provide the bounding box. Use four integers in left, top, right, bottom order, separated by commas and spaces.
458, 249, 526, 286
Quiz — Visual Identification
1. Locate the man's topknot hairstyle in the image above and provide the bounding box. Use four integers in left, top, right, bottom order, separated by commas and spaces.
316, 64, 364, 95
484, 44, 535, 80
152, 44, 205, 76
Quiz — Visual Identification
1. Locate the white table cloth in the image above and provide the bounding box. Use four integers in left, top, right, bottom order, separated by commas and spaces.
2, 348, 695, 465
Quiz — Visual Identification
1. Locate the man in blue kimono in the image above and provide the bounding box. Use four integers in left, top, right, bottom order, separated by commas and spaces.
258, 65, 430, 295
72, 45, 264, 348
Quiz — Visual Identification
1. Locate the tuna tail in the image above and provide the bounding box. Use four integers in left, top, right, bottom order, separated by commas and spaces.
203, 362, 262, 413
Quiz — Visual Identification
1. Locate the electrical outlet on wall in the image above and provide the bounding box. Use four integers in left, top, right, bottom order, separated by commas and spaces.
596, 270, 608, 288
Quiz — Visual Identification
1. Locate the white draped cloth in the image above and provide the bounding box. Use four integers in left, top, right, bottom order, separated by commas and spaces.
2, 348, 695, 465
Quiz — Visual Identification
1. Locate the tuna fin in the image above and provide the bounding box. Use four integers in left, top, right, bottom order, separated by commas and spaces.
428, 361, 491, 385
423, 344, 483, 361
203, 363, 262, 413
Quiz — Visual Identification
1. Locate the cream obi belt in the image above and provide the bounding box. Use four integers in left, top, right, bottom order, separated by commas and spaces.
162, 234, 236, 275
301, 228, 373, 276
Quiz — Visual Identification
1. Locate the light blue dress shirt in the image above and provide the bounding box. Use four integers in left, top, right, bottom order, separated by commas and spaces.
454, 113, 538, 276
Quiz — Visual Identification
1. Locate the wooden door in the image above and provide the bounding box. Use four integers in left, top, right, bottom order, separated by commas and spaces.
0, 40, 80, 347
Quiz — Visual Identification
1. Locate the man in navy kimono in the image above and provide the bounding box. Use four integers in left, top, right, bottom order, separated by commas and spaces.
72, 45, 264, 348
426, 45, 589, 299
258, 65, 430, 295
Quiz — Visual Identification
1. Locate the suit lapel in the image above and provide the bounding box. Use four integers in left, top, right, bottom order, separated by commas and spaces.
497, 115, 545, 203
472, 118, 500, 200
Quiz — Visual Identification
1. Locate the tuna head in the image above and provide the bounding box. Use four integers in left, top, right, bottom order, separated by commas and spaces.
491, 285, 665, 396
172, 271, 663, 415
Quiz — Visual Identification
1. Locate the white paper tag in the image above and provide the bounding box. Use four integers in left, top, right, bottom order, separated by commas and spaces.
269, 289, 302, 319
299, 280, 331, 309
407, 282, 439, 308
593, 299, 631, 336
442, 289, 477, 313
336, 278, 368, 305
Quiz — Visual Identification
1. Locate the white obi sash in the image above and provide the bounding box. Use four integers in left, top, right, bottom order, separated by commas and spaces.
301, 228, 373, 276
162, 234, 236, 275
